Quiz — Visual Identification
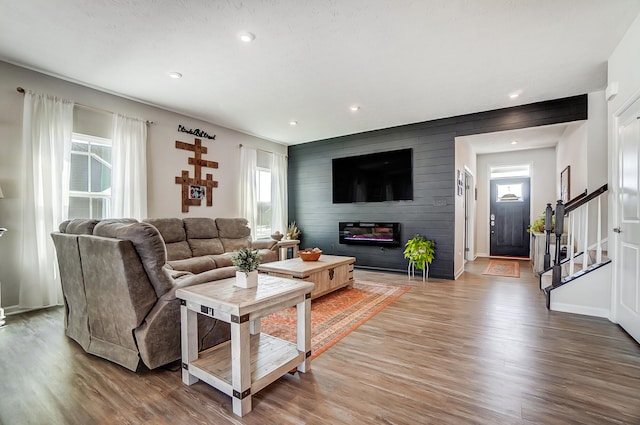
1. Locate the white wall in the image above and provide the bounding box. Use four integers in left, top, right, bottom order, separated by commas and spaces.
0, 61, 286, 308
475, 148, 556, 257
556, 122, 587, 200
555, 92, 608, 201
586, 91, 608, 192
454, 138, 476, 278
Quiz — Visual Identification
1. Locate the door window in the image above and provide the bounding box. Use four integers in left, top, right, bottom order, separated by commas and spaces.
496, 183, 523, 202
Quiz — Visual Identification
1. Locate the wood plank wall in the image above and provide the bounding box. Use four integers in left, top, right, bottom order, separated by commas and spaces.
287, 95, 587, 279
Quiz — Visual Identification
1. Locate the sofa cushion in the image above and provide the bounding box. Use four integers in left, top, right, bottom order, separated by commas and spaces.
257, 248, 278, 264
211, 253, 234, 268
184, 218, 225, 256
220, 237, 251, 252
184, 217, 219, 238
145, 218, 191, 261
167, 256, 217, 274
215, 218, 251, 238
93, 221, 172, 298
59, 219, 101, 234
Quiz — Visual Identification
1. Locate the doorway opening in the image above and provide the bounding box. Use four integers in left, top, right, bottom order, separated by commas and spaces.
489, 165, 531, 258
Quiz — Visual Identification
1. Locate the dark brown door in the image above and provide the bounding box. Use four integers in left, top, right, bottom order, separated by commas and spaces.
490, 177, 530, 257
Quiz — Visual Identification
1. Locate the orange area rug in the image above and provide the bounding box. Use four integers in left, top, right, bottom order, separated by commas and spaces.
482, 259, 520, 278
260, 281, 410, 360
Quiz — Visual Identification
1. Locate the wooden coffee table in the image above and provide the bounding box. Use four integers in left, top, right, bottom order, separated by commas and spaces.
259, 254, 355, 299
176, 275, 314, 417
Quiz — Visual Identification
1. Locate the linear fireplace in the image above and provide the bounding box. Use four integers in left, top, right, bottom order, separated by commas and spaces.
339, 222, 401, 247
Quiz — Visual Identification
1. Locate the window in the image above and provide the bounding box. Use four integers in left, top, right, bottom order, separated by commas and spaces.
255, 152, 272, 239
490, 164, 530, 179
69, 133, 112, 219
496, 183, 523, 202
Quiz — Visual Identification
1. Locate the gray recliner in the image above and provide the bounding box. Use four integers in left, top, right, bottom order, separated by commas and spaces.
52, 219, 231, 371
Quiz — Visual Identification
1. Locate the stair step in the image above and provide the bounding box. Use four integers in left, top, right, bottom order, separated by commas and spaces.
543, 259, 612, 293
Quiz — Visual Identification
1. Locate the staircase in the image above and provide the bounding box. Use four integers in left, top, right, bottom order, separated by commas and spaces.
539, 184, 612, 318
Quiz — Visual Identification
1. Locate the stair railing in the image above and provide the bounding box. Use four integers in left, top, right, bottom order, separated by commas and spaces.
544, 184, 608, 286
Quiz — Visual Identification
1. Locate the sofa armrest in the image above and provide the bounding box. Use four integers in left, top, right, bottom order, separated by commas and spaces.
167, 267, 236, 298
252, 239, 277, 250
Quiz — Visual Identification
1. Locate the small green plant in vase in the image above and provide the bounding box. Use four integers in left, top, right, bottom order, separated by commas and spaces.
232, 248, 261, 288
403, 234, 435, 281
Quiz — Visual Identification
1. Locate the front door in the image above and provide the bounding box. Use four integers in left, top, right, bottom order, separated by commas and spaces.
490, 177, 530, 257
615, 98, 640, 344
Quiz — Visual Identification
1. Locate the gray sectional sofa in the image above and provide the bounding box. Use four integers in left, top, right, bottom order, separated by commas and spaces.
51, 217, 278, 371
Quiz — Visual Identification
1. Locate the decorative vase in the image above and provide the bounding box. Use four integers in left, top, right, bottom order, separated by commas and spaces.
235, 270, 258, 288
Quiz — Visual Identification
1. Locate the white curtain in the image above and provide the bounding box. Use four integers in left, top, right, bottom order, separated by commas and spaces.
239, 146, 258, 239
271, 152, 288, 236
111, 114, 147, 220
20, 91, 74, 309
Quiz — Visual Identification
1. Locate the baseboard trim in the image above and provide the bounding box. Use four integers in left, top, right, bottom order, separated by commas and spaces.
550, 302, 610, 319
5, 304, 59, 316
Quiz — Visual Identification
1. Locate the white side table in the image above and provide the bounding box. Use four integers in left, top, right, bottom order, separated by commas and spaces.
276, 239, 300, 260
176, 275, 314, 417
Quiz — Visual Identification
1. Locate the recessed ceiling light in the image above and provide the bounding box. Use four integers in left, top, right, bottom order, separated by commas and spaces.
511, 141, 518, 145
289, 120, 298, 126
168, 72, 182, 79
239, 32, 256, 43
509, 92, 519, 99
350, 105, 360, 112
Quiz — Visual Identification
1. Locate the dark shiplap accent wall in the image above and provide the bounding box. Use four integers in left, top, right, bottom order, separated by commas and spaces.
288, 95, 587, 279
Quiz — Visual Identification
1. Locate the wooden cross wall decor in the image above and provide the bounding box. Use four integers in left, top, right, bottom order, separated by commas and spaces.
175, 138, 219, 212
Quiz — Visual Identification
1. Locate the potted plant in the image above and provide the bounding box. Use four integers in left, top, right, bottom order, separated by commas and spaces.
286, 221, 301, 240
403, 234, 435, 280
527, 211, 554, 233
231, 247, 261, 288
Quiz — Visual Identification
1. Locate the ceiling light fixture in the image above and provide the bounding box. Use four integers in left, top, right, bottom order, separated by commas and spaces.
509, 92, 520, 99
169, 72, 182, 79
239, 32, 256, 43
511, 141, 518, 145
289, 120, 298, 126
350, 105, 360, 112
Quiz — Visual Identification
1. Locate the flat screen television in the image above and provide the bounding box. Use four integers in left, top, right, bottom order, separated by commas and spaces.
332, 148, 413, 203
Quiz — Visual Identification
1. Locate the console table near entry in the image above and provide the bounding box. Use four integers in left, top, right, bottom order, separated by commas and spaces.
176, 275, 314, 417
276, 239, 299, 260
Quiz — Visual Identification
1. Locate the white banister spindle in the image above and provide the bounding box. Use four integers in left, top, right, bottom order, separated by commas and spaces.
582, 204, 589, 270
596, 197, 603, 263
568, 212, 575, 275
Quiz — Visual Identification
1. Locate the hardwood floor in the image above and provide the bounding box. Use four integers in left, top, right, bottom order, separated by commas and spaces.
1, 258, 639, 424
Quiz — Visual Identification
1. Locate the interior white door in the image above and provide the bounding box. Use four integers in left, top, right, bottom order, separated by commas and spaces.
615, 99, 640, 344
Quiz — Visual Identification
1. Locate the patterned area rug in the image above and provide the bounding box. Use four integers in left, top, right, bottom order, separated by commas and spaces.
482, 259, 521, 278
260, 280, 410, 360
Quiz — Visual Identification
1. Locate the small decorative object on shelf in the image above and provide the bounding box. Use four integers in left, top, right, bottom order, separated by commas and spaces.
299, 247, 322, 261
286, 222, 301, 240
231, 248, 261, 288
403, 234, 435, 282
271, 230, 284, 241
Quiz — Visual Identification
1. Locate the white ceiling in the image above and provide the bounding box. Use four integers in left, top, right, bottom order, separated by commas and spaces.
1, 1, 639, 146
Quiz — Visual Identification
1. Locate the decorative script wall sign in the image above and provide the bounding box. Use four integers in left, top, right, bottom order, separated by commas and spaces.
175, 138, 219, 212
178, 124, 216, 140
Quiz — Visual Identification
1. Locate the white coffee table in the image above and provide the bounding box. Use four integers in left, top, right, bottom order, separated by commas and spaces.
176, 275, 314, 417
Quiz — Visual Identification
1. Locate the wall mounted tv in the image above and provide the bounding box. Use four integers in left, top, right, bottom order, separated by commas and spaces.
332, 148, 413, 203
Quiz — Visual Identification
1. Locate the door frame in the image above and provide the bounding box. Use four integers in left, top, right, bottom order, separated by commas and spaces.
610, 89, 640, 326
489, 176, 531, 257
484, 162, 534, 259
464, 168, 475, 261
